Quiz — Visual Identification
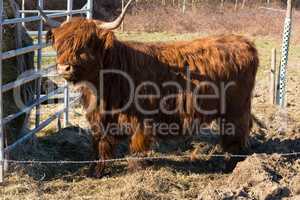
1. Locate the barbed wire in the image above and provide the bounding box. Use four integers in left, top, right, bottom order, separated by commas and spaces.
2, 151, 300, 165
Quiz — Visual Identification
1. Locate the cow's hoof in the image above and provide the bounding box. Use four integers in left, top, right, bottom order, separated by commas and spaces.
88, 162, 105, 178
87, 163, 96, 177
127, 159, 151, 171
93, 170, 104, 178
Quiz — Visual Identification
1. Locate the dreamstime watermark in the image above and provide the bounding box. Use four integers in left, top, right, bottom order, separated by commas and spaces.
11, 68, 237, 117
95, 118, 235, 137
81, 68, 237, 116
11, 68, 235, 116
10, 67, 291, 137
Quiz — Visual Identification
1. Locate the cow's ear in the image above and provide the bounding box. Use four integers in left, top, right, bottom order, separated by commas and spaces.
46, 30, 54, 44
103, 31, 115, 49
97, 30, 115, 49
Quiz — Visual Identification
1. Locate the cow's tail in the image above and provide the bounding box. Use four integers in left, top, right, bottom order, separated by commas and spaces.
251, 113, 267, 130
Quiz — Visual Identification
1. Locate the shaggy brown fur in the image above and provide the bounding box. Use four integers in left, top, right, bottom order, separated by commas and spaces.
48, 17, 259, 177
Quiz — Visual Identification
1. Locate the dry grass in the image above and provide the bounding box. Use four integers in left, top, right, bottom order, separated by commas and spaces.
3, 166, 228, 200
1, 32, 300, 199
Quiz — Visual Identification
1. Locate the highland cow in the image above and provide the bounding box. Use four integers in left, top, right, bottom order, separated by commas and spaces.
39, 0, 259, 177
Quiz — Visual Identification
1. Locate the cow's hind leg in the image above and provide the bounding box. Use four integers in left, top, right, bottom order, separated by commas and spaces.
220, 110, 251, 154
128, 128, 153, 170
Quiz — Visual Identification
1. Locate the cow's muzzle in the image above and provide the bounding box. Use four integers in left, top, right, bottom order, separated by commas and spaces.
57, 64, 74, 79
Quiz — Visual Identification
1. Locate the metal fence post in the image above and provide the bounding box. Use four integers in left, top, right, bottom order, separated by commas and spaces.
21, 0, 26, 28
35, 0, 44, 128
121, 0, 124, 32
276, 0, 292, 107
67, 0, 73, 21
65, 0, 72, 128
0, 0, 4, 185
87, 0, 93, 19
63, 0, 73, 127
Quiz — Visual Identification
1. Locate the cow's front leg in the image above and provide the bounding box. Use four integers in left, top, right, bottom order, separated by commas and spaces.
92, 135, 117, 178
88, 134, 100, 177
128, 126, 153, 171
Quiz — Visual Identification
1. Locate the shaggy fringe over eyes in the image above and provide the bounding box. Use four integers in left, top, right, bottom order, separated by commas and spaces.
47, 17, 115, 65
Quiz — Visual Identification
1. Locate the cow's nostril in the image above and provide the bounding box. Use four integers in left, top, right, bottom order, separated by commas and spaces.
65, 66, 71, 72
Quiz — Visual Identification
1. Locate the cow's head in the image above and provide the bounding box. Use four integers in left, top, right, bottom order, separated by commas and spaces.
39, 0, 133, 84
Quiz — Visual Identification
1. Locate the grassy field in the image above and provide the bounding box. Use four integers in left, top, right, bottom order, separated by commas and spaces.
4, 32, 300, 199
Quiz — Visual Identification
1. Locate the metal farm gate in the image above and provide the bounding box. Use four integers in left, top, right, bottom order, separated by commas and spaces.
0, 0, 93, 183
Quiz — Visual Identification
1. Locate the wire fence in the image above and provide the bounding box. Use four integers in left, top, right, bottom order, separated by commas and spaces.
3, 151, 300, 165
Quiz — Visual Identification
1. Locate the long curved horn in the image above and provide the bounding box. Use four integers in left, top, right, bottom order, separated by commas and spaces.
37, 5, 61, 28
98, 0, 133, 30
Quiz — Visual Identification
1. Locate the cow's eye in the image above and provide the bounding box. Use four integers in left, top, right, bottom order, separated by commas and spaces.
56, 50, 63, 57
79, 52, 88, 60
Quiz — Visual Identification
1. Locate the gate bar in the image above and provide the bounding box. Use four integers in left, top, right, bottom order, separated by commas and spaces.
2, 63, 56, 93
67, 0, 73, 21
87, 0, 93, 19
21, 0, 25, 27
2, 10, 89, 25
5, 108, 67, 153
3, 86, 65, 125
35, 0, 44, 128
20, 10, 73, 13
63, 0, 74, 127
0, 0, 4, 184
0, 43, 48, 60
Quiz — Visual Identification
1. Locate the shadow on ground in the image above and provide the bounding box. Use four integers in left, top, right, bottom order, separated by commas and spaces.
9, 126, 300, 180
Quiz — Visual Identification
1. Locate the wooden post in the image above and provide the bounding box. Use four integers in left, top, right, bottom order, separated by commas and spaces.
235, 0, 238, 10
221, 0, 225, 9
270, 48, 276, 104
183, 0, 186, 13
192, 0, 195, 10
241, 0, 246, 9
